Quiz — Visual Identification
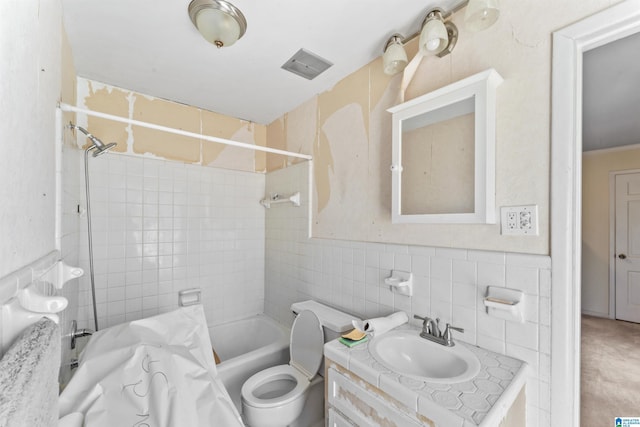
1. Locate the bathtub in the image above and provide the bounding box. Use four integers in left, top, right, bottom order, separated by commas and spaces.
209, 314, 290, 411
59, 305, 244, 427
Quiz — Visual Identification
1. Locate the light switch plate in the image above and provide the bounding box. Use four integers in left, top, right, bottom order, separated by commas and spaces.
500, 205, 539, 235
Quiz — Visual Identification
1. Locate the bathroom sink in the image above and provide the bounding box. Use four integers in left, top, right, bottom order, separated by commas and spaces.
369, 330, 481, 383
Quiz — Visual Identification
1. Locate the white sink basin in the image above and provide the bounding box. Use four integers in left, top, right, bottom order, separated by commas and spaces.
369, 330, 481, 383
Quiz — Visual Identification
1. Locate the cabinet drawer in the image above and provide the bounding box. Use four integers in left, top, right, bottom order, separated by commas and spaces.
328, 408, 355, 427
327, 368, 422, 427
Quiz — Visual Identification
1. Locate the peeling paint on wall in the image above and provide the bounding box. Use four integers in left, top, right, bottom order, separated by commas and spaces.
317, 103, 368, 230
200, 108, 243, 166
265, 102, 316, 174
253, 124, 267, 173
314, 65, 370, 215
83, 81, 128, 153
265, 0, 610, 254
369, 62, 403, 225
204, 124, 256, 171
132, 95, 201, 162
78, 78, 267, 172
266, 117, 287, 172
314, 128, 335, 214
285, 96, 318, 168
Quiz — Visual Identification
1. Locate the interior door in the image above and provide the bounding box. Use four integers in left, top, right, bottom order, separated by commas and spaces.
615, 172, 640, 323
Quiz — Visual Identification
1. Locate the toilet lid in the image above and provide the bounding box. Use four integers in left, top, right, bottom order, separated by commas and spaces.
290, 310, 323, 380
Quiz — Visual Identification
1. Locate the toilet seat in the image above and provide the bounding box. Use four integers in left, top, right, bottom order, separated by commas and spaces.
288, 310, 324, 379
241, 310, 324, 409
241, 364, 309, 408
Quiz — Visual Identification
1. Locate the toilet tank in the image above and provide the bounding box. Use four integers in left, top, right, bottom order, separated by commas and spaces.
290, 300, 359, 342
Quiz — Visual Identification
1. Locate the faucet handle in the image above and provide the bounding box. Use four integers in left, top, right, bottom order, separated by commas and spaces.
413, 314, 426, 321
443, 323, 464, 346
413, 314, 428, 324
413, 314, 429, 332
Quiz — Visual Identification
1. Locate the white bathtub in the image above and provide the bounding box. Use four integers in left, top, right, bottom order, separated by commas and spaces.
209, 314, 290, 411
59, 306, 244, 426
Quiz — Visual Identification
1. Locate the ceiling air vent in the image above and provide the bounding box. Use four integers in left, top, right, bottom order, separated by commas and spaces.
281, 48, 333, 80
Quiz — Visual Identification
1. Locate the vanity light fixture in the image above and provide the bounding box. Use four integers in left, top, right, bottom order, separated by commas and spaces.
382, 34, 409, 75
188, 0, 247, 48
464, 0, 500, 32
419, 9, 458, 57
381, 0, 500, 75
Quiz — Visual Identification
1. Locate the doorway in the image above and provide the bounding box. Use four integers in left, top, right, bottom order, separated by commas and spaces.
613, 171, 640, 323
551, 1, 640, 426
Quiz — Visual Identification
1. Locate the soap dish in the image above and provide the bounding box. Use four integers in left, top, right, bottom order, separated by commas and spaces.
483, 286, 524, 322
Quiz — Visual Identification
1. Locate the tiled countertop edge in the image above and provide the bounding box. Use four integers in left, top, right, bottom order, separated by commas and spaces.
476, 363, 528, 427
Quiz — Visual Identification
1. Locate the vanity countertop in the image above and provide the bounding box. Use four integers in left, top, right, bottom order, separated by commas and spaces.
324, 326, 528, 427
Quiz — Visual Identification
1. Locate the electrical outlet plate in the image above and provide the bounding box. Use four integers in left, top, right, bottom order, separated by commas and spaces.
500, 205, 539, 236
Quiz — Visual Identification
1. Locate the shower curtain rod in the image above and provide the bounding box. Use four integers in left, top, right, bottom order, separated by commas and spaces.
58, 103, 313, 161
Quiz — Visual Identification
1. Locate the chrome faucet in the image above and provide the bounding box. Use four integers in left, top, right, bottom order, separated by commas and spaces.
70, 320, 93, 350
414, 314, 440, 337
413, 314, 464, 347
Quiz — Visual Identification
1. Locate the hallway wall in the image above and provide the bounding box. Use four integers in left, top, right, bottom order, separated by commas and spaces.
582, 145, 640, 317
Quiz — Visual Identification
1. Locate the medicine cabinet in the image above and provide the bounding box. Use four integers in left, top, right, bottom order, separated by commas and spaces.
388, 68, 503, 224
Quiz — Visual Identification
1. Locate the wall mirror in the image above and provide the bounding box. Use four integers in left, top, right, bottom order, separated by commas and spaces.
388, 68, 503, 224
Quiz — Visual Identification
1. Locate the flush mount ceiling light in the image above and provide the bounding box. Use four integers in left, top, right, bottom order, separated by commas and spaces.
382, 34, 409, 75
381, 0, 499, 76
188, 0, 247, 48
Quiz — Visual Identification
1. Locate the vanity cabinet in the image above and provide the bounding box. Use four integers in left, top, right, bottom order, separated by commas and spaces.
325, 352, 526, 427
327, 365, 425, 427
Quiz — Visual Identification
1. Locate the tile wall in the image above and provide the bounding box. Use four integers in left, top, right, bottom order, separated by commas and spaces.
58, 145, 83, 384
264, 162, 551, 427
70, 152, 266, 329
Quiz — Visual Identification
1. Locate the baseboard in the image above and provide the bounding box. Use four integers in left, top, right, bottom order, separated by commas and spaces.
581, 309, 610, 318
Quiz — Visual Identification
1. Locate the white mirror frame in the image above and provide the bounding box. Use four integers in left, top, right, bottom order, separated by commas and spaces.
388, 68, 503, 224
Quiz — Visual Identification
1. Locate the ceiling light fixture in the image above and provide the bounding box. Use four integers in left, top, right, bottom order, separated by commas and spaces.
381, 0, 499, 75
188, 0, 247, 48
382, 34, 409, 75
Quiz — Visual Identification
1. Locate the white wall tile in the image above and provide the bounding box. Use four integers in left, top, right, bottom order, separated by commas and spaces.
72, 153, 265, 328
430, 256, 452, 281
431, 278, 452, 303
411, 255, 430, 276
505, 265, 539, 295
506, 321, 539, 351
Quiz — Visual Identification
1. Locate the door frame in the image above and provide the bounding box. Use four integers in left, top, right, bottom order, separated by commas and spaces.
551, 1, 640, 426
610, 169, 640, 320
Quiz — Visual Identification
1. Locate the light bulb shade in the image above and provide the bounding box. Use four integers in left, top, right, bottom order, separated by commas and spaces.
188, 0, 247, 48
383, 38, 408, 75
464, 0, 500, 32
419, 14, 449, 55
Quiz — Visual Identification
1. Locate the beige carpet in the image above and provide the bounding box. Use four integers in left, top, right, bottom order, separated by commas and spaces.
581, 315, 640, 427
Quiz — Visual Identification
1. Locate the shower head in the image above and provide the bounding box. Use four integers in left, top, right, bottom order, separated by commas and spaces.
69, 123, 117, 157
92, 142, 117, 157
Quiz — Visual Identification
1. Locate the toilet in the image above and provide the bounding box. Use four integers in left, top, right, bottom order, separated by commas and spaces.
241, 300, 356, 427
